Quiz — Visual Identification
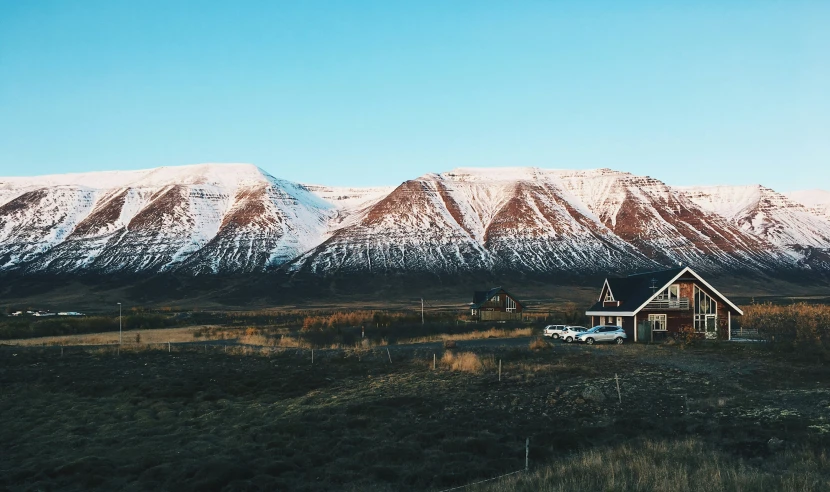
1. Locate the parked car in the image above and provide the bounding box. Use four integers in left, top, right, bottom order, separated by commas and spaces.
560, 326, 588, 342
543, 325, 568, 338
575, 325, 627, 345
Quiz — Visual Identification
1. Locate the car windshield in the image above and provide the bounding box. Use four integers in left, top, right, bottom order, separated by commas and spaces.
588, 326, 603, 332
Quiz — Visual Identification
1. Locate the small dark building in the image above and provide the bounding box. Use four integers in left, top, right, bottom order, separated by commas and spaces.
585, 266, 743, 342
470, 287, 524, 321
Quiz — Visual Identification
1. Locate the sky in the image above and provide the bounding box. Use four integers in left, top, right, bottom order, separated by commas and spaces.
0, 1, 828, 191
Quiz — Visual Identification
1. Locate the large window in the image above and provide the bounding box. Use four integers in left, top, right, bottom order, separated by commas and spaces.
693, 285, 717, 332
505, 296, 516, 312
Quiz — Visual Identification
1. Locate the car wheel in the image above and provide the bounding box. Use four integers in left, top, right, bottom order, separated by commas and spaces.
615, 337, 624, 345
552, 334, 559, 339
585, 338, 594, 345
565, 336, 573, 343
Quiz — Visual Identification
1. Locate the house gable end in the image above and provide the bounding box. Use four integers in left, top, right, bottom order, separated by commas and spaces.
630, 267, 743, 316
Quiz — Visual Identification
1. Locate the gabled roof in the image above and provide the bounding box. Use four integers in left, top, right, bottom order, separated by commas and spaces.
471, 286, 524, 309
586, 267, 743, 316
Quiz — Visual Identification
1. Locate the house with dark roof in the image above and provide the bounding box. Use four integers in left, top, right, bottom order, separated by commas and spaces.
585, 266, 743, 342
470, 287, 524, 321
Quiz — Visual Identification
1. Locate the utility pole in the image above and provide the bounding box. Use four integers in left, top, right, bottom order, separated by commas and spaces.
118, 302, 122, 345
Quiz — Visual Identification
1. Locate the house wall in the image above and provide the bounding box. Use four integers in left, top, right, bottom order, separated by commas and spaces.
478, 291, 523, 313
643, 278, 734, 339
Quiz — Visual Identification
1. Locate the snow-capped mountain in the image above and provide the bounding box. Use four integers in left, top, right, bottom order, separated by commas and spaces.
787, 190, 830, 221
0, 164, 333, 274
0, 164, 827, 277
681, 185, 830, 252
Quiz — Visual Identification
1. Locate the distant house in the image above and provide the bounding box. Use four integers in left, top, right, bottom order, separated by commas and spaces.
470, 287, 524, 321
585, 266, 743, 342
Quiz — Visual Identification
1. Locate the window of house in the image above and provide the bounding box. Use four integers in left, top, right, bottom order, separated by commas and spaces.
505, 296, 516, 312
648, 314, 667, 331
604, 290, 614, 302
693, 285, 717, 332
655, 284, 679, 300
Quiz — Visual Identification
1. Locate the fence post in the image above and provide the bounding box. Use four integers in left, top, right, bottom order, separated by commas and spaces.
168, 341, 171, 353
615, 373, 622, 404
387, 348, 392, 364
433, 353, 436, 370
312, 349, 314, 364
61, 347, 63, 357
525, 438, 530, 471
499, 359, 502, 382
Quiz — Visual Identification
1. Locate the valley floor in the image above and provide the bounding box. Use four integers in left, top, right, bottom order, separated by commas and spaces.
1, 341, 828, 491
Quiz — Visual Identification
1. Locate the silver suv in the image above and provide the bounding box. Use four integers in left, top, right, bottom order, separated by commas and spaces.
575, 325, 627, 345
543, 325, 568, 338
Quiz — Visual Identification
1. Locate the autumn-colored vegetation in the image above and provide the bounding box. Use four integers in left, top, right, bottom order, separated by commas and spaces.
742, 302, 830, 358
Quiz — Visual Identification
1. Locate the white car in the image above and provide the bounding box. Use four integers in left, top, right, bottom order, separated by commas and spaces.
543, 325, 568, 338
560, 326, 588, 342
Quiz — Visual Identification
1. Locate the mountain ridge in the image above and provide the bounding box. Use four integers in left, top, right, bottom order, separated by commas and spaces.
1, 164, 829, 279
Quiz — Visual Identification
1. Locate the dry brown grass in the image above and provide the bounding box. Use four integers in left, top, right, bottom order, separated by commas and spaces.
529, 337, 551, 351
3, 326, 220, 346
474, 438, 830, 491
402, 327, 532, 345
440, 351, 497, 374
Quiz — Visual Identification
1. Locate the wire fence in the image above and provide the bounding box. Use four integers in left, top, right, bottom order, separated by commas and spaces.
436, 437, 530, 492
437, 469, 524, 492
731, 327, 763, 341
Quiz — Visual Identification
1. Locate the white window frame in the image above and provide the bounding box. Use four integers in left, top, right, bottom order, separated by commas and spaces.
648, 314, 667, 331
693, 285, 717, 332
505, 296, 516, 313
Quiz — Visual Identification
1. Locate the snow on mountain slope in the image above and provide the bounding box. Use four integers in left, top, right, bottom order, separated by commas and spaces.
289, 168, 793, 276
291, 178, 501, 274
0, 164, 826, 277
547, 169, 787, 271
435, 169, 656, 273
787, 189, 830, 221
304, 184, 395, 231
0, 164, 334, 274
681, 185, 830, 250
0, 186, 99, 268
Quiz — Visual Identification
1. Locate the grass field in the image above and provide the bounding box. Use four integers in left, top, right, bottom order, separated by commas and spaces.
2, 340, 829, 491
1, 324, 534, 348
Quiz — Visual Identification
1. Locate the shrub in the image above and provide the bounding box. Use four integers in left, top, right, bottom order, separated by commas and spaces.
529, 337, 551, 351
440, 351, 494, 373
674, 325, 698, 347
742, 302, 830, 359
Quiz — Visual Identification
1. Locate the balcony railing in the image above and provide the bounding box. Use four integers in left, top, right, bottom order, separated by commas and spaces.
645, 297, 690, 310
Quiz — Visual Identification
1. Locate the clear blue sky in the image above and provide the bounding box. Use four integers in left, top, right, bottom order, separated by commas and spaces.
1, 1, 828, 190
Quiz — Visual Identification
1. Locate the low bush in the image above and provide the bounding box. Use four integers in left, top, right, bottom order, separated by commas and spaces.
440, 351, 496, 374
528, 337, 551, 351
742, 303, 830, 359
